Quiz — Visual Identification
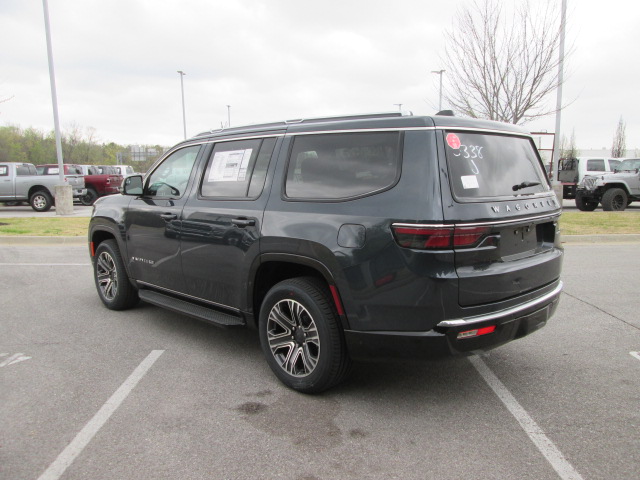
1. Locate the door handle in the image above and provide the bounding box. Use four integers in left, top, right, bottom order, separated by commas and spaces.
232, 218, 255, 228
160, 213, 177, 221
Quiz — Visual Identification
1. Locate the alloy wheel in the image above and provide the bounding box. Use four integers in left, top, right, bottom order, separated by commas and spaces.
96, 251, 118, 301
266, 299, 320, 377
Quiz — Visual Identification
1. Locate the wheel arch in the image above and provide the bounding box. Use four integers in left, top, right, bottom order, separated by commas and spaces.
250, 253, 348, 330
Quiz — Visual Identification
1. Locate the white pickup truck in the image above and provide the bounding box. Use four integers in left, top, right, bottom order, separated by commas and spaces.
0, 162, 86, 212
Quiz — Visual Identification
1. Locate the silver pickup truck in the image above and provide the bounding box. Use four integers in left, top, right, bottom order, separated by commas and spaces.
0, 162, 86, 212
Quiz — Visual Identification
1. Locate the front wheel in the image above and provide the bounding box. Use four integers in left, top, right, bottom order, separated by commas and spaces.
259, 277, 351, 393
93, 239, 139, 310
601, 188, 628, 211
30, 190, 53, 212
575, 192, 598, 211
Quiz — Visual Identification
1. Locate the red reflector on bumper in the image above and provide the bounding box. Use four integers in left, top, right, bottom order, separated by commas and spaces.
457, 325, 496, 339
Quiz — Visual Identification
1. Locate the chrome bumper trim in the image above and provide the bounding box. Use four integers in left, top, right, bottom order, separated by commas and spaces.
437, 281, 563, 328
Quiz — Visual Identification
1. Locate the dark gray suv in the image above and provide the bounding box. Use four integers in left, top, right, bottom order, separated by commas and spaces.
89, 112, 563, 392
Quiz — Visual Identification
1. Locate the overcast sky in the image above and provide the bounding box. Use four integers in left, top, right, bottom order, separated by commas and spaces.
1, 0, 638, 152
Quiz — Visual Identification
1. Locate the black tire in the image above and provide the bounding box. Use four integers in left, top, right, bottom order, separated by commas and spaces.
575, 192, 598, 211
30, 190, 53, 212
80, 187, 98, 206
601, 188, 628, 211
258, 277, 352, 393
93, 239, 139, 310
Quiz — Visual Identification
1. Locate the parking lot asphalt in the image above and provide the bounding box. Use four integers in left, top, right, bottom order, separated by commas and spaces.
1, 244, 639, 480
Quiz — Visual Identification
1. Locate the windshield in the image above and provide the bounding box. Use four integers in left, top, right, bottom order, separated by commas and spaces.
444, 131, 549, 200
617, 159, 640, 171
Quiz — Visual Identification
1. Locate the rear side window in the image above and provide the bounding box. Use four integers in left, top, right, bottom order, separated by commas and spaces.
587, 159, 605, 171
0, 165, 7, 176
17, 164, 36, 175
444, 131, 549, 200
200, 137, 276, 198
285, 132, 401, 200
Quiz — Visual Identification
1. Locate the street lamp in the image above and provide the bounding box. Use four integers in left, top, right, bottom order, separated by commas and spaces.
431, 69, 445, 112
177, 70, 187, 139
393, 103, 403, 112
226, 105, 231, 127
42, 0, 72, 215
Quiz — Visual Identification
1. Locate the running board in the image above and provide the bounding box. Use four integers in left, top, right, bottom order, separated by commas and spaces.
138, 289, 245, 327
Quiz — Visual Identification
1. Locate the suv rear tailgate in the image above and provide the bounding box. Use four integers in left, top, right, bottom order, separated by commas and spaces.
439, 129, 562, 307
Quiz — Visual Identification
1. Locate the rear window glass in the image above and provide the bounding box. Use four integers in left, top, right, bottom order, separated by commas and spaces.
285, 132, 401, 200
444, 131, 549, 200
587, 159, 605, 171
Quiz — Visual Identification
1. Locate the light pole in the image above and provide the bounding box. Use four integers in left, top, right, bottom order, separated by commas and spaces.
431, 69, 445, 112
551, 0, 567, 192
226, 105, 231, 127
177, 70, 187, 139
393, 103, 403, 112
42, 0, 72, 215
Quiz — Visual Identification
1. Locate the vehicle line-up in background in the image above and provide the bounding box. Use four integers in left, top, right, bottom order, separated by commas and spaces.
37, 164, 123, 206
557, 156, 621, 199
0, 162, 86, 211
89, 112, 563, 392
576, 158, 640, 211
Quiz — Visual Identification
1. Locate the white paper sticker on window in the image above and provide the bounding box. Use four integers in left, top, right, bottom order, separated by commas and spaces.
461, 175, 479, 189
208, 149, 253, 182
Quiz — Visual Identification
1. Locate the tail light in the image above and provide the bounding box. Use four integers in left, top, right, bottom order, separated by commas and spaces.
392, 225, 490, 250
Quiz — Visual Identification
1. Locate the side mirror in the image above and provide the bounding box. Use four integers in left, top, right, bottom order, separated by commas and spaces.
122, 175, 143, 195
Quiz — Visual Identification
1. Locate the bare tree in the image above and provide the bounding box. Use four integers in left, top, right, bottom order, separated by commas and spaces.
611, 117, 626, 158
442, 0, 566, 124
560, 129, 579, 159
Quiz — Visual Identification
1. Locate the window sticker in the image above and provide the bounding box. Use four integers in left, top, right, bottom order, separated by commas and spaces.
208, 149, 253, 182
461, 175, 479, 189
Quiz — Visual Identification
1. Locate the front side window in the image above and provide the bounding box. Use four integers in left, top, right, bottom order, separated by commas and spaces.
285, 132, 401, 200
146, 145, 201, 197
609, 160, 621, 170
200, 137, 276, 198
444, 131, 549, 200
587, 159, 605, 171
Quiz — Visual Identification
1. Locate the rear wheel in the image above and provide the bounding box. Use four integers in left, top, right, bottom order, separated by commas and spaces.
575, 192, 598, 211
80, 187, 98, 206
93, 239, 138, 310
259, 277, 351, 393
30, 190, 53, 212
601, 188, 628, 211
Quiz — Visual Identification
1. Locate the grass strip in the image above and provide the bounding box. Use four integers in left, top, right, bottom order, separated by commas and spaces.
0, 217, 90, 236
0, 211, 638, 237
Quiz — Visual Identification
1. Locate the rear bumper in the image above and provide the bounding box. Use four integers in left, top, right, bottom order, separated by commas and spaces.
72, 188, 87, 198
344, 281, 562, 361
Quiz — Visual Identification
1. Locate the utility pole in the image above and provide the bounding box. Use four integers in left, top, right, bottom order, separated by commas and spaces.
431, 69, 445, 111
42, 0, 72, 215
551, 0, 567, 194
177, 70, 187, 139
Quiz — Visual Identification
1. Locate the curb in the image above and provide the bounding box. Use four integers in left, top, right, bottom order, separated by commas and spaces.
1, 234, 639, 246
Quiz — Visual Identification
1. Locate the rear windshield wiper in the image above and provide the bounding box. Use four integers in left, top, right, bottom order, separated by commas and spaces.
512, 181, 541, 191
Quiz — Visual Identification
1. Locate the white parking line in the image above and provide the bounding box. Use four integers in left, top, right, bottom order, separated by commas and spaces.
0, 353, 32, 368
0, 263, 90, 266
469, 356, 584, 480
630, 352, 640, 362
36, 350, 164, 480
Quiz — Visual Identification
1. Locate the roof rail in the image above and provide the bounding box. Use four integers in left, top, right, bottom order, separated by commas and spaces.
285, 111, 405, 124
194, 111, 409, 138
